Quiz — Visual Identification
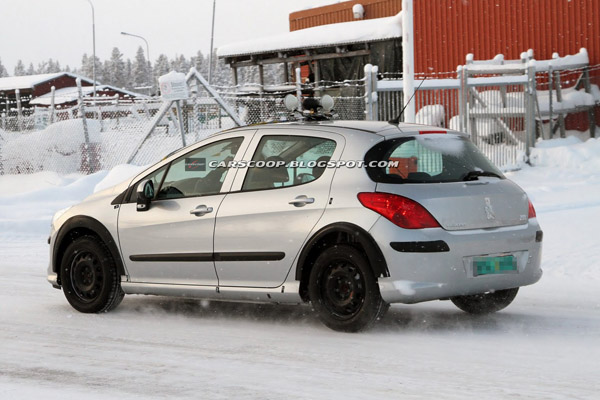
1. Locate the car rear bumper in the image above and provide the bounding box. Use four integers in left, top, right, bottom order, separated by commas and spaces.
371, 218, 543, 304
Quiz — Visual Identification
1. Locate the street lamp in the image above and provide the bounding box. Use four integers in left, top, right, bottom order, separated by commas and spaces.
121, 31, 152, 94
84, 0, 96, 99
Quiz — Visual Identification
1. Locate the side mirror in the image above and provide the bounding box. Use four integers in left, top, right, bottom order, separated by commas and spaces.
136, 179, 154, 212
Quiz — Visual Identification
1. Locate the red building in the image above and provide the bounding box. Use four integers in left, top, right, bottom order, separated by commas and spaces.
290, 0, 600, 75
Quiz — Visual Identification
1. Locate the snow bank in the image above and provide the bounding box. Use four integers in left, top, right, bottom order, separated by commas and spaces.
415, 105, 445, 127
530, 136, 600, 170
93, 164, 147, 193
1, 119, 101, 174
0, 171, 107, 237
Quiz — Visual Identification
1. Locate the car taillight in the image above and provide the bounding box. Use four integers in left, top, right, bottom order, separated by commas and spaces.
528, 199, 536, 219
357, 192, 440, 229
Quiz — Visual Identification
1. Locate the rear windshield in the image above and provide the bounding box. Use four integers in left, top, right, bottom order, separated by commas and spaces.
364, 135, 504, 184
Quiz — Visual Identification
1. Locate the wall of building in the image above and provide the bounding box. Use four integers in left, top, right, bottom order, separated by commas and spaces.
414, 0, 600, 74
291, 0, 599, 73
289, 0, 402, 31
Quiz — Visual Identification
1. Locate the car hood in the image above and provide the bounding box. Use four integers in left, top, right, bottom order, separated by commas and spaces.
82, 179, 131, 204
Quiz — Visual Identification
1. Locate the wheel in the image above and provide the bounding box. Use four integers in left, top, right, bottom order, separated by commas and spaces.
309, 245, 388, 332
60, 236, 124, 313
451, 288, 518, 315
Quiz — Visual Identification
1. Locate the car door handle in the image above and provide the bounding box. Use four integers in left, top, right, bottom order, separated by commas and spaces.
190, 205, 213, 216
289, 195, 315, 207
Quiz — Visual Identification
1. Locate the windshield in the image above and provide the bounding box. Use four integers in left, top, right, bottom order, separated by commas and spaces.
364, 135, 504, 184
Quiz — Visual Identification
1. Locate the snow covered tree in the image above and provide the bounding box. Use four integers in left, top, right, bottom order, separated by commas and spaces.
26, 63, 35, 75
47, 59, 61, 73
191, 50, 205, 73
132, 46, 150, 89
153, 54, 170, 82
0, 58, 8, 77
170, 54, 190, 73
80, 53, 103, 82
106, 47, 126, 88
14, 60, 26, 76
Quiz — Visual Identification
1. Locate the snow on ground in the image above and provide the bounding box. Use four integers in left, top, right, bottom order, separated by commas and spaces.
1, 138, 599, 399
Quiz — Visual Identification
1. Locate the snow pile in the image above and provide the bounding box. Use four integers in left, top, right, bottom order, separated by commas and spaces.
537, 85, 598, 114
415, 105, 445, 127
0, 165, 143, 238
1, 119, 101, 174
0, 171, 105, 237
94, 164, 147, 192
529, 136, 600, 170
218, 12, 402, 57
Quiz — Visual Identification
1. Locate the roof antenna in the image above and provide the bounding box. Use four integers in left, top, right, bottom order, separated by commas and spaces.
389, 76, 426, 125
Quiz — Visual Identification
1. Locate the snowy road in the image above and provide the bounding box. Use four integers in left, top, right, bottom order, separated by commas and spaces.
1, 138, 599, 399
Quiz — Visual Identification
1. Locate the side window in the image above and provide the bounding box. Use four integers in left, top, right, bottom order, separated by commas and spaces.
242, 135, 336, 191
156, 137, 243, 200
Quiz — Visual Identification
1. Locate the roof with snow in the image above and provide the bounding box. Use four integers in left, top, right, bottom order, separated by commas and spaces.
0, 72, 95, 92
217, 12, 402, 59
29, 85, 147, 106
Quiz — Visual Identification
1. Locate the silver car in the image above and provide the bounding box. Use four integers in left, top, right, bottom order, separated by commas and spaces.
48, 120, 543, 332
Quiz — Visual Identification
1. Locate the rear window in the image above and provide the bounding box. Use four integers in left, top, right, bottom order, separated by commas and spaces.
365, 135, 504, 183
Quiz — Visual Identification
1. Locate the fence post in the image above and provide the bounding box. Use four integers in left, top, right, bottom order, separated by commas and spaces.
525, 61, 537, 161
295, 66, 303, 111
15, 89, 22, 131
364, 64, 373, 120
77, 78, 95, 173
582, 67, 596, 138
457, 66, 467, 133
371, 65, 379, 121
547, 66, 553, 140
175, 100, 186, 147
49, 86, 56, 125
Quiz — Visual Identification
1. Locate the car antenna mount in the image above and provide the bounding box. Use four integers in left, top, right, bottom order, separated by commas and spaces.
389, 76, 427, 125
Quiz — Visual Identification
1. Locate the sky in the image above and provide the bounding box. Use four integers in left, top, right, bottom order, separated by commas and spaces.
0, 0, 339, 73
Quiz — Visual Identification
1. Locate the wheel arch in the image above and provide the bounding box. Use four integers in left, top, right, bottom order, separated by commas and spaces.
53, 216, 125, 284
295, 222, 389, 301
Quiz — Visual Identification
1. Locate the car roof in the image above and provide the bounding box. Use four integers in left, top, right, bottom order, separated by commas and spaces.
216, 120, 463, 138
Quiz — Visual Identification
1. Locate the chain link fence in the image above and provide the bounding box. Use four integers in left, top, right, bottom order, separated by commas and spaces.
2, 63, 597, 175
0, 87, 366, 175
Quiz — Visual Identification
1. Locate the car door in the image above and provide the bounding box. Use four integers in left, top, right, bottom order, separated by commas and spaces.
213, 129, 344, 287
118, 134, 252, 285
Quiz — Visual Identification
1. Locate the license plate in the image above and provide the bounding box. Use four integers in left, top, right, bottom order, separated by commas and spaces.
473, 255, 517, 276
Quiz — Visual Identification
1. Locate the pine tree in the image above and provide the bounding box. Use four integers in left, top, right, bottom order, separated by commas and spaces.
170, 54, 190, 73
153, 54, 170, 82
132, 46, 149, 89
47, 59, 61, 73
191, 50, 204, 72
107, 47, 126, 88
26, 63, 35, 75
80, 53, 103, 82
0, 58, 8, 77
14, 60, 26, 76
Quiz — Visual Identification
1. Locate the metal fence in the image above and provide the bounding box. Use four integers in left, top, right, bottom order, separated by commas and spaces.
1, 63, 597, 175
369, 63, 599, 169
0, 90, 365, 175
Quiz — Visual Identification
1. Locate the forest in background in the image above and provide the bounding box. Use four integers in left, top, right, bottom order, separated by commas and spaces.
0, 47, 281, 92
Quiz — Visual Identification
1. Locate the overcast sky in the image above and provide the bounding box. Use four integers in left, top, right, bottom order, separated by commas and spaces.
0, 0, 338, 73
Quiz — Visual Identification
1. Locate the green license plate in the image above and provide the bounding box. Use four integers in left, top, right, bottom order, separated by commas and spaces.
473, 255, 517, 276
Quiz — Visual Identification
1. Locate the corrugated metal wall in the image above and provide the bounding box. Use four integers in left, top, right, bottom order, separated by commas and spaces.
289, 0, 402, 31
290, 0, 599, 72
414, 0, 600, 74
